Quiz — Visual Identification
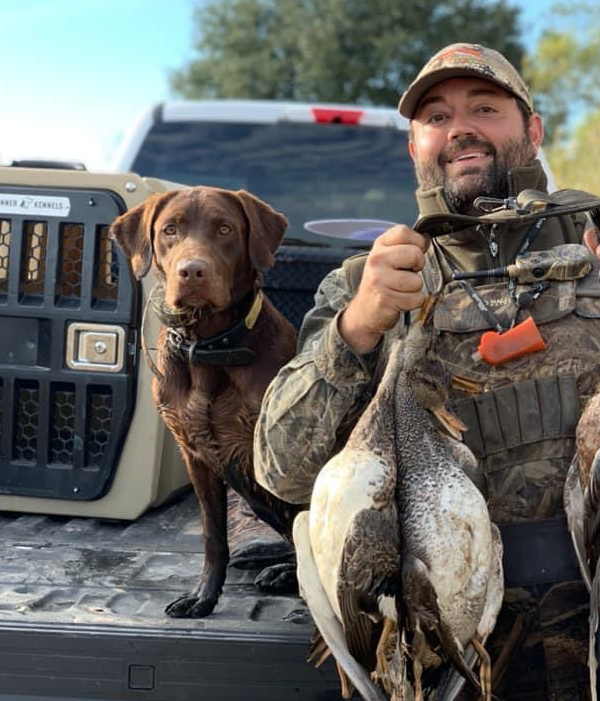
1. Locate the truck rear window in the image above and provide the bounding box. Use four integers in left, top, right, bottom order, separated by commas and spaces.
131, 121, 419, 238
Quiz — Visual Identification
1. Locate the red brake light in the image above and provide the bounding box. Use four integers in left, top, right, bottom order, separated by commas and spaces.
311, 108, 364, 125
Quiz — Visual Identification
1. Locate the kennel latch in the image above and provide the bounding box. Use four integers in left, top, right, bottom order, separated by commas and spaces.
66, 322, 126, 373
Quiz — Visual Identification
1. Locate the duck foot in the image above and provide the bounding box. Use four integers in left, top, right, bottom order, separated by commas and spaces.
336, 659, 355, 699
374, 617, 396, 692
472, 636, 492, 701
411, 625, 427, 701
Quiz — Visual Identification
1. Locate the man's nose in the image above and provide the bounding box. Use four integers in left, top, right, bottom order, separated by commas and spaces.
446, 115, 478, 141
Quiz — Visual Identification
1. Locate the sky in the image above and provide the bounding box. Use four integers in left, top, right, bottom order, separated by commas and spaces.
0, 0, 554, 172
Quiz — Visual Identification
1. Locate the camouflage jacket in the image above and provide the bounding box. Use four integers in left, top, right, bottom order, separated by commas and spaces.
254, 161, 597, 506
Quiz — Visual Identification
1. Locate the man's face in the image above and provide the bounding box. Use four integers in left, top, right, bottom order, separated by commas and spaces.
408, 77, 544, 213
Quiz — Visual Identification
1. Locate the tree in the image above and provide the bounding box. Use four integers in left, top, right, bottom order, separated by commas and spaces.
546, 111, 600, 192
522, 2, 600, 189
171, 0, 524, 107
523, 2, 600, 143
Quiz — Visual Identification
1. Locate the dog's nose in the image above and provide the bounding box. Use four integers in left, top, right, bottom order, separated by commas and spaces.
177, 259, 208, 280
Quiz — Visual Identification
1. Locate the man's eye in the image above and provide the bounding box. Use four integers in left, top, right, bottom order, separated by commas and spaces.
476, 105, 496, 114
219, 224, 232, 235
163, 224, 177, 236
427, 113, 447, 125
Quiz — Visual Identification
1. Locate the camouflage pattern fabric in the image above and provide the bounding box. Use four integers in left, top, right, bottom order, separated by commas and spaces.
253, 161, 598, 699
254, 264, 378, 504
438, 279, 600, 701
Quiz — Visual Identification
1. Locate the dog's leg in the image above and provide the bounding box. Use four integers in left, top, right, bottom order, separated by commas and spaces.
166, 455, 229, 618
222, 459, 299, 593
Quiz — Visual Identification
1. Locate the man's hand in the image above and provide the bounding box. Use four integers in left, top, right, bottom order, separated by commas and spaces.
339, 225, 430, 354
583, 227, 600, 260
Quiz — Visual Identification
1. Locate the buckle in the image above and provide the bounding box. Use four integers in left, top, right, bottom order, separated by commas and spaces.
474, 196, 529, 215
166, 327, 185, 352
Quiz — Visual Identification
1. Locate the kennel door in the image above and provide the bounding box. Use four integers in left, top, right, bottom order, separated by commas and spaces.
0, 185, 139, 500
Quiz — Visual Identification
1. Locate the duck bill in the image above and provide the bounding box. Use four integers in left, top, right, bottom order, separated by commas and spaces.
433, 405, 467, 440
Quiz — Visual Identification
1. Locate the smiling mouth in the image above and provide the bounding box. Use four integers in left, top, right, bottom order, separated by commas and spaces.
446, 151, 491, 164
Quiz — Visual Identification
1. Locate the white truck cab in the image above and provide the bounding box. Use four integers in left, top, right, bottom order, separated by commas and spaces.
113, 100, 420, 246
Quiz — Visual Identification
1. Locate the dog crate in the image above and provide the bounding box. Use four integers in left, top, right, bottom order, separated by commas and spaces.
0, 167, 358, 520
0, 167, 189, 519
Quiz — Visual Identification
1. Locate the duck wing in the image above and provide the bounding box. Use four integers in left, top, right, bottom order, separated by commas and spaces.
590, 558, 600, 701
338, 507, 400, 671
587, 452, 600, 701
582, 449, 600, 701
585, 449, 600, 569
436, 528, 502, 701
293, 511, 387, 701
564, 457, 592, 590
477, 524, 504, 640
565, 445, 600, 700
401, 553, 482, 694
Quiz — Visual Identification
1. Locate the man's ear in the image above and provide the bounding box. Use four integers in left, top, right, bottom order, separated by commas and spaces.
235, 190, 288, 272
109, 190, 180, 279
528, 112, 544, 154
408, 138, 416, 162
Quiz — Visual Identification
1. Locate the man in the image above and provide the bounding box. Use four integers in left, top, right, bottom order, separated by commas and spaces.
255, 43, 600, 699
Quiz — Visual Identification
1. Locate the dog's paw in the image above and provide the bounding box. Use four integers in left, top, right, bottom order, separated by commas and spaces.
254, 562, 298, 594
165, 593, 218, 618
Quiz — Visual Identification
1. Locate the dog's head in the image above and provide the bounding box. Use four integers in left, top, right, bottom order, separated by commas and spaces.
109, 187, 288, 310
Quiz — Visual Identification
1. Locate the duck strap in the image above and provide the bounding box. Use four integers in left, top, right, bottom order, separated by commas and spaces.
414, 187, 600, 237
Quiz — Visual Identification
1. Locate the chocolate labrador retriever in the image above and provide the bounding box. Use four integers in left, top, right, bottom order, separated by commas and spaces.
110, 186, 299, 618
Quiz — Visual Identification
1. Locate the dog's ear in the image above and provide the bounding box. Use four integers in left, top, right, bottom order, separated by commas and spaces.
235, 190, 288, 273
109, 190, 180, 279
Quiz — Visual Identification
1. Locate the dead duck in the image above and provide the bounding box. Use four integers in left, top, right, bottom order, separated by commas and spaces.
564, 385, 600, 701
293, 302, 504, 701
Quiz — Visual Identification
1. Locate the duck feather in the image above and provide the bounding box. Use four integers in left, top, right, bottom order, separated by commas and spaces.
293, 511, 387, 701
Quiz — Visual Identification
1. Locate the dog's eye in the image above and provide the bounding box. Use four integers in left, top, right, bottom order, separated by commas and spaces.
219, 224, 232, 236
163, 224, 177, 236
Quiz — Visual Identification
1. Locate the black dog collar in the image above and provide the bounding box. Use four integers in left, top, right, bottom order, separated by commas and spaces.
166, 291, 263, 367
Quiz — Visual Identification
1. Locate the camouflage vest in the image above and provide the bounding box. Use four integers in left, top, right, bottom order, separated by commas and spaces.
425, 245, 600, 526
343, 188, 600, 699
342, 213, 600, 530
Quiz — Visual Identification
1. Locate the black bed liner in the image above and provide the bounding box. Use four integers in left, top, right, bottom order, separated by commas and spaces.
0, 491, 342, 700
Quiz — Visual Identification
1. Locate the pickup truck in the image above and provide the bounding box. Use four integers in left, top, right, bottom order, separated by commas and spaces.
0, 101, 420, 700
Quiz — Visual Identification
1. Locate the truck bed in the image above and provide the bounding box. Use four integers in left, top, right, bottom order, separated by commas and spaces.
0, 490, 341, 700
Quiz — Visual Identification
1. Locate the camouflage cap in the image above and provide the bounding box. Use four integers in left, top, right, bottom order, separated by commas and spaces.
398, 43, 533, 119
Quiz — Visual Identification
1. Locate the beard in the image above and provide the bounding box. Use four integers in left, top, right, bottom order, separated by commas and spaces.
414, 133, 537, 214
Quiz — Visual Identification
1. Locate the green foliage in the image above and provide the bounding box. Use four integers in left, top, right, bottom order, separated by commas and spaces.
523, 2, 600, 143
546, 110, 600, 192
171, 0, 524, 106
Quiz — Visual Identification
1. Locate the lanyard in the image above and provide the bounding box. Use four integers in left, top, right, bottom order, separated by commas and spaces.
434, 218, 548, 334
